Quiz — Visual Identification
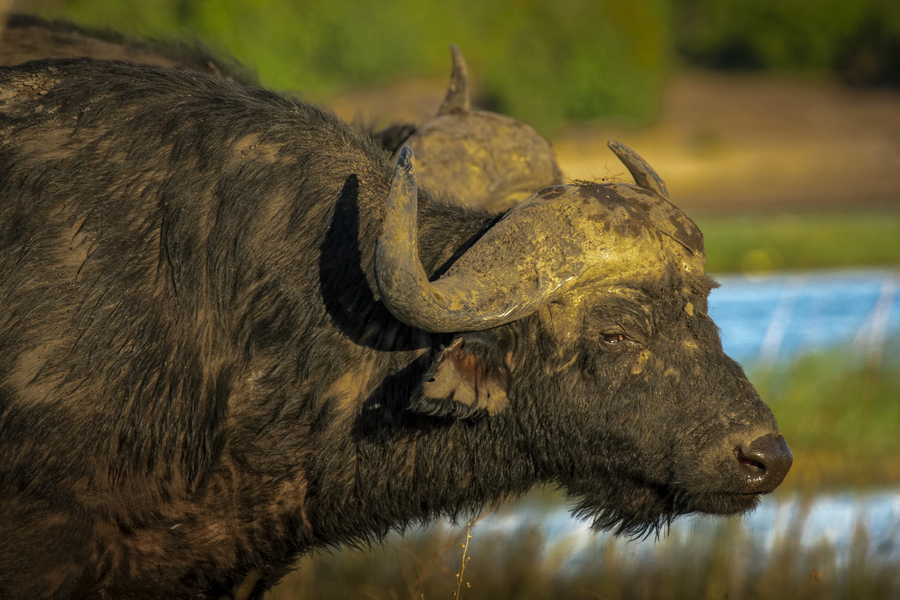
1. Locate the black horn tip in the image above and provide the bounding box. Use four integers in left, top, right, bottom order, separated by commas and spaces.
394, 146, 416, 178
397, 145, 414, 165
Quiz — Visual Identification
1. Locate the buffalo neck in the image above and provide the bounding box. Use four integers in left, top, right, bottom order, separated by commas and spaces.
302, 391, 541, 549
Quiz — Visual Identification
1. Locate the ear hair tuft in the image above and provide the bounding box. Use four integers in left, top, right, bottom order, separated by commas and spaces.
410, 335, 510, 419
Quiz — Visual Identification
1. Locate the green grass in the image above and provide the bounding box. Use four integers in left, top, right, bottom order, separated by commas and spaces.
696, 212, 900, 274
31, 0, 900, 135
22, 0, 900, 133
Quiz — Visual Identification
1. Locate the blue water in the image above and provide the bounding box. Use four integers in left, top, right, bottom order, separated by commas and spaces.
709, 268, 900, 366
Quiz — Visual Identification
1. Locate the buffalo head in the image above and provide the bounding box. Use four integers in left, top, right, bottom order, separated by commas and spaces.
375, 141, 792, 535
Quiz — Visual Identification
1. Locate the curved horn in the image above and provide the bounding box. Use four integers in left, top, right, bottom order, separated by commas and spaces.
437, 44, 470, 115
607, 140, 670, 200
375, 147, 439, 330
607, 140, 705, 259
377, 146, 704, 333
376, 147, 554, 332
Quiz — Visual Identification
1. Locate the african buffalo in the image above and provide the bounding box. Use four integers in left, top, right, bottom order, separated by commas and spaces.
0, 58, 791, 599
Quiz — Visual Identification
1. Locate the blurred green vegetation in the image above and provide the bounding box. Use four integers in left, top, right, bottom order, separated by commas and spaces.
22, 0, 670, 133
697, 212, 900, 274
21, 0, 900, 133
674, 0, 900, 85
751, 345, 900, 490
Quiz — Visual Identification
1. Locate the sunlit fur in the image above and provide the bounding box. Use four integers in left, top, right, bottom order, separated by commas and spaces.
0, 59, 781, 599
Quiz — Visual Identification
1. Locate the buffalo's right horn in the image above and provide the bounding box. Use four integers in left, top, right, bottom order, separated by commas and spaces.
607, 140, 670, 200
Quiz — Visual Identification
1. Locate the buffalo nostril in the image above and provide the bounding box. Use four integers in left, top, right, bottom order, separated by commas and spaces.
735, 433, 793, 494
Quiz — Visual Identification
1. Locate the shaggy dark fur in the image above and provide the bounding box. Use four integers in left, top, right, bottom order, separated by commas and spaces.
0, 59, 784, 599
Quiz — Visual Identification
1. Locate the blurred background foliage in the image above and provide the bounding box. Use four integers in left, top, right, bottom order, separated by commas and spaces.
675, 0, 900, 85
17, 0, 900, 133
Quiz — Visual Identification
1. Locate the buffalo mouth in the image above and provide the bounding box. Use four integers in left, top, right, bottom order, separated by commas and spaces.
568, 477, 767, 539
672, 488, 765, 517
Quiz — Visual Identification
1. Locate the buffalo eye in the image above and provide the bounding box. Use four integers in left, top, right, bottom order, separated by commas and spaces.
600, 331, 636, 350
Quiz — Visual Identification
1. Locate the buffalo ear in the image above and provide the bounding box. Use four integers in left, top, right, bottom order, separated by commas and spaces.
411, 334, 510, 419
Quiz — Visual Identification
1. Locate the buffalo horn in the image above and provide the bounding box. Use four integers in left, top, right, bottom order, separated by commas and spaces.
437, 44, 470, 115
376, 147, 555, 332
607, 139, 670, 200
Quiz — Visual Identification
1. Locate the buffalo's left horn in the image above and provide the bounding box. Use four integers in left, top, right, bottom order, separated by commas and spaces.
375, 147, 553, 332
